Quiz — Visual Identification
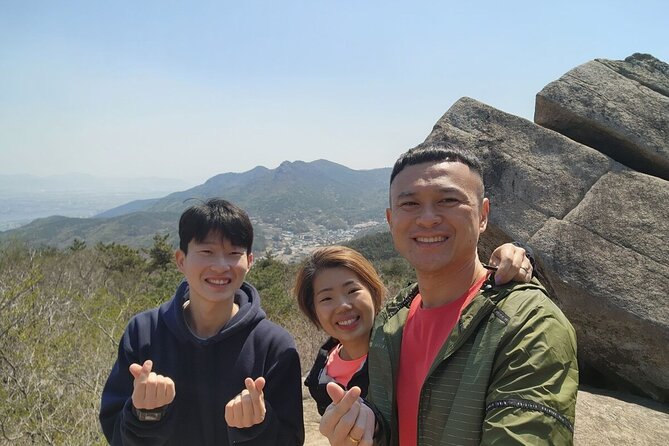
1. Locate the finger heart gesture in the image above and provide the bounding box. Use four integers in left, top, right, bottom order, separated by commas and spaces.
129, 360, 176, 410
320, 383, 375, 446
225, 377, 267, 428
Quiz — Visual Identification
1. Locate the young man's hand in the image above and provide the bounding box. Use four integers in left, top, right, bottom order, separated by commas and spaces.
489, 242, 533, 285
225, 377, 267, 428
129, 360, 176, 410
320, 383, 374, 446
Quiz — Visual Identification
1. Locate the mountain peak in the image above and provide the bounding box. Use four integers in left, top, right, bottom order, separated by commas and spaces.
2, 159, 392, 248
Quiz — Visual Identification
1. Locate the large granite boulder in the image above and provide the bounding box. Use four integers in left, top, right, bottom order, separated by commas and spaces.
597, 53, 669, 97
424, 97, 669, 402
535, 53, 669, 181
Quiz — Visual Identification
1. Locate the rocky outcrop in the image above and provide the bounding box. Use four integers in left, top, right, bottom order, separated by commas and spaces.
573, 387, 669, 445
535, 53, 669, 181
424, 95, 669, 403
425, 97, 613, 243
597, 53, 669, 97
533, 173, 669, 399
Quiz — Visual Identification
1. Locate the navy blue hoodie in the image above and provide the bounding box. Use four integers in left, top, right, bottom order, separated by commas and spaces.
99, 280, 304, 445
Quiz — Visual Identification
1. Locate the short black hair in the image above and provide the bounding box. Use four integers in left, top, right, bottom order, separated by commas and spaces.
390, 142, 484, 185
178, 198, 254, 254
389, 142, 485, 199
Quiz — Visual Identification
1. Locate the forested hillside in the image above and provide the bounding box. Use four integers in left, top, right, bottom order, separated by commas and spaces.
1, 160, 390, 250
0, 232, 412, 444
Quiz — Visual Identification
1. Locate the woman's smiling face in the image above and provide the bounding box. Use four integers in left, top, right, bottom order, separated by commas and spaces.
313, 266, 376, 354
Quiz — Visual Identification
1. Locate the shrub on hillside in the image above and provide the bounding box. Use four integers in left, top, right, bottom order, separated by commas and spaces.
0, 241, 179, 444
0, 234, 415, 443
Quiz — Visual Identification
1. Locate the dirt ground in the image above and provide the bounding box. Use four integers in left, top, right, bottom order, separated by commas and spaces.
303, 391, 329, 446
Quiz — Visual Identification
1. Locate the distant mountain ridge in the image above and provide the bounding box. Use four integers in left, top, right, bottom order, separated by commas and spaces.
2, 160, 391, 249
3, 212, 181, 248
98, 159, 390, 222
0, 173, 193, 231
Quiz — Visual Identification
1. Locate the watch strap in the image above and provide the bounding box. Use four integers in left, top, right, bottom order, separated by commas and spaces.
132, 405, 166, 422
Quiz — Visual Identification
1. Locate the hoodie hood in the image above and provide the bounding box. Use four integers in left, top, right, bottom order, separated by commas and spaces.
160, 279, 266, 346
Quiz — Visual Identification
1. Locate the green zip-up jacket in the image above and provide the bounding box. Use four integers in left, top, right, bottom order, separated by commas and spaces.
367, 277, 578, 446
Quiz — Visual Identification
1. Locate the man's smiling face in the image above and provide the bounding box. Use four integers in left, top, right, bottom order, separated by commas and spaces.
386, 160, 489, 277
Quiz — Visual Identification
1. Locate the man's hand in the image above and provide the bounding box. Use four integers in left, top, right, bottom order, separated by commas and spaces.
225, 377, 267, 428
489, 242, 533, 285
319, 383, 374, 446
129, 360, 176, 410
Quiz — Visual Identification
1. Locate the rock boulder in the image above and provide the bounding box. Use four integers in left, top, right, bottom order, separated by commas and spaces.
534, 53, 669, 181
573, 387, 669, 445
425, 96, 669, 402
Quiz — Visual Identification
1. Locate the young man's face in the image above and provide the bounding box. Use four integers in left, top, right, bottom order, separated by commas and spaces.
386, 161, 489, 277
175, 231, 253, 308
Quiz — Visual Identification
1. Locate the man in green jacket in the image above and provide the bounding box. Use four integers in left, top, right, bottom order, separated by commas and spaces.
319, 143, 578, 445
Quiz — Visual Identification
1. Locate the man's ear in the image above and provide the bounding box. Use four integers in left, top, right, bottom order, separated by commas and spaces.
386, 207, 392, 228
246, 252, 254, 270
175, 249, 186, 272
479, 198, 490, 233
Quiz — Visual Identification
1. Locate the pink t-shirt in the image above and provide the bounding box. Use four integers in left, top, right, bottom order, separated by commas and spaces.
325, 343, 367, 387
396, 274, 488, 446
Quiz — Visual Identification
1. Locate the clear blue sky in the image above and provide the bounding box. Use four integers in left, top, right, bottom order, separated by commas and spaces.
1, 0, 667, 184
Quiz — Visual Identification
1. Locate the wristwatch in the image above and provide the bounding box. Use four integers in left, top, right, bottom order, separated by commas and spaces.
132, 405, 167, 422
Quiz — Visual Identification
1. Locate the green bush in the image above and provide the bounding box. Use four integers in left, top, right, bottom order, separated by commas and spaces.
0, 241, 181, 444
0, 233, 414, 444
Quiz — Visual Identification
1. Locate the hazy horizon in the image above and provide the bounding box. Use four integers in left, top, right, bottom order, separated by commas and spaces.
2, 1, 668, 184
0, 157, 386, 183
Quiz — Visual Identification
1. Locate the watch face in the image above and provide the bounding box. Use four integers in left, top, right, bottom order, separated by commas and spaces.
133, 406, 165, 422
138, 411, 163, 422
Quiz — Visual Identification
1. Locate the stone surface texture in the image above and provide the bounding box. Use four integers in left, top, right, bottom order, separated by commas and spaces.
534, 53, 669, 180
425, 94, 669, 403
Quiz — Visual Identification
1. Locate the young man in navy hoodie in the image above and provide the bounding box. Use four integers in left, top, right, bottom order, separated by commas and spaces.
100, 198, 304, 445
